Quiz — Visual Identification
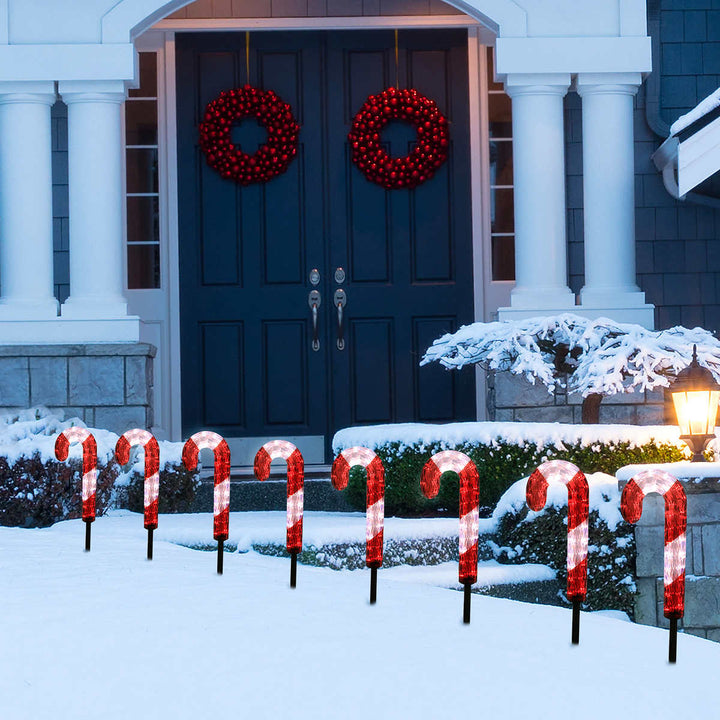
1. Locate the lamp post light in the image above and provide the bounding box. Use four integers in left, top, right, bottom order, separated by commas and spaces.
671, 346, 720, 462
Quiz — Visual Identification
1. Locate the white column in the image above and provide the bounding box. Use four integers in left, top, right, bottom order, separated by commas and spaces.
500, 74, 575, 315
0, 82, 59, 319
59, 81, 129, 319
576, 72, 653, 326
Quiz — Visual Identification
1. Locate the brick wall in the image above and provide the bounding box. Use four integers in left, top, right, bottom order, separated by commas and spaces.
0, 344, 155, 434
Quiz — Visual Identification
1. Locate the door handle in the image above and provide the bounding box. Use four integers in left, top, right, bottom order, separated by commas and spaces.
308, 289, 321, 351
334, 288, 346, 350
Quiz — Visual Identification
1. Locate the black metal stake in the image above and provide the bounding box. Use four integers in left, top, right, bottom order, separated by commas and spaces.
669, 617, 678, 664
147, 527, 154, 561
290, 551, 298, 588
572, 599, 581, 645
463, 581, 472, 624
217, 539, 224, 575
370, 566, 378, 604
84, 519, 92, 552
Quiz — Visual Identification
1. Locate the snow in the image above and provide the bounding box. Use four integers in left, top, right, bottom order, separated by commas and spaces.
333, 420, 684, 455
616, 461, 720, 483
0, 407, 186, 483
490, 472, 624, 531
0, 512, 717, 720
671, 86, 720, 136
420, 313, 720, 398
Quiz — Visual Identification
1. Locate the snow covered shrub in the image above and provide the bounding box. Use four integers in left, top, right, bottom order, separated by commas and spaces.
0, 408, 120, 527
254, 536, 470, 570
0, 453, 118, 528
421, 313, 720, 422
0, 408, 200, 526
333, 422, 686, 516
491, 474, 636, 616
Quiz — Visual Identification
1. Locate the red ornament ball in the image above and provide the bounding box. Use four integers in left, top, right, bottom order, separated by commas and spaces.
199, 85, 300, 185
348, 87, 450, 190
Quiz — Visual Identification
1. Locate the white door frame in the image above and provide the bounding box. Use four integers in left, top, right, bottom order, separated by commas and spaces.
137, 14, 500, 441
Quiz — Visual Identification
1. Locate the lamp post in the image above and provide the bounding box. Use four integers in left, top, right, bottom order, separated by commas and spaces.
671, 346, 720, 462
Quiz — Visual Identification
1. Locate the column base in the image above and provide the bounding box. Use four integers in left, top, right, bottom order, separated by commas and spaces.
0, 298, 59, 320
60, 296, 129, 320
0, 317, 140, 344
579, 288, 655, 328
503, 285, 576, 312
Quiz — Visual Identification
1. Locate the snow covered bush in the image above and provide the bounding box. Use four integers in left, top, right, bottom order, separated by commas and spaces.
0, 409, 119, 527
421, 314, 720, 422
0, 408, 199, 527
490, 473, 636, 616
333, 422, 686, 516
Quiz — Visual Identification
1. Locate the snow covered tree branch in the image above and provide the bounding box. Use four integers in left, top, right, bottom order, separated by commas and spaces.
421, 314, 720, 422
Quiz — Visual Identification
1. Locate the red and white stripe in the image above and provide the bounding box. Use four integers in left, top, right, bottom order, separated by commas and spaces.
526, 460, 589, 601
254, 440, 304, 553
421, 450, 479, 585
621, 468, 687, 619
115, 429, 160, 530
55, 427, 98, 522
182, 431, 231, 542
331, 447, 385, 568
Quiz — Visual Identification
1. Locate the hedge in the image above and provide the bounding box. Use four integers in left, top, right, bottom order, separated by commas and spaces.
336, 423, 686, 516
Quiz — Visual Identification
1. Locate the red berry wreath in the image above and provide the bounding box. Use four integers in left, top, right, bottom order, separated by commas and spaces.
199, 85, 300, 185
348, 87, 449, 190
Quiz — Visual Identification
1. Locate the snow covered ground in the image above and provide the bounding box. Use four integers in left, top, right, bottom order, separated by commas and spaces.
1, 512, 718, 720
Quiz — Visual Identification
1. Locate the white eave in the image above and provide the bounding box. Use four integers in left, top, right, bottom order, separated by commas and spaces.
653, 87, 720, 199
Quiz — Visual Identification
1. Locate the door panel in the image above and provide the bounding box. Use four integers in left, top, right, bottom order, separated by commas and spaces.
326, 30, 475, 438
177, 30, 475, 463
177, 32, 327, 458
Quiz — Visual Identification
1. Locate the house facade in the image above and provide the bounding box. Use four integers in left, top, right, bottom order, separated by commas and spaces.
0, 0, 710, 464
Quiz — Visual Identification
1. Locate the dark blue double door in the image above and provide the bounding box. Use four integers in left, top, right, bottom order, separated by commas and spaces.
177, 30, 475, 464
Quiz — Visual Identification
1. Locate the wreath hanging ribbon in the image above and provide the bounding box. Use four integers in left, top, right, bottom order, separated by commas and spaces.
348, 87, 450, 190
199, 85, 300, 185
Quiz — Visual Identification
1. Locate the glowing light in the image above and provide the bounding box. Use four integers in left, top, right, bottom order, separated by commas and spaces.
115, 429, 160, 530
332, 447, 385, 568
182, 431, 231, 542
526, 460, 589, 601
55, 428, 98, 522
421, 451, 479, 585
254, 440, 305, 554
621, 469, 687, 618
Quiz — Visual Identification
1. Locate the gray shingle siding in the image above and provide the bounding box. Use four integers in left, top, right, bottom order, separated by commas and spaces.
566, 0, 720, 331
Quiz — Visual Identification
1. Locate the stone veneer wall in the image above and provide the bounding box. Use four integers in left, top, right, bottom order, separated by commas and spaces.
488, 371, 670, 425
620, 476, 720, 642
0, 344, 155, 434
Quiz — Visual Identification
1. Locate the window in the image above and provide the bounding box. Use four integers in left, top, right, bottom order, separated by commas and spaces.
487, 48, 514, 282
125, 52, 161, 289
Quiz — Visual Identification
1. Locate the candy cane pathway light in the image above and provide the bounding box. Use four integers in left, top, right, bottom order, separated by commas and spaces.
526, 460, 589, 644
54, 428, 98, 551
182, 431, 231, 574
331, 447, 385, 603
115, 429, 160, 560
254, 440, 304, 587
421, 451, 479, 624
671, 345, 720, 462
621, 469, 687, 663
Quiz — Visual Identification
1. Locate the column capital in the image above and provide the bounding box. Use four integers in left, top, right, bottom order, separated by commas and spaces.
576, 72, 642, 96
59, 80, 126, 105
504, 73, 571, 98
0, 81, 56, 105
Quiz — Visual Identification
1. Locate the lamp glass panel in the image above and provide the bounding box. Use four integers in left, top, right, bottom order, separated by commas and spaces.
673, 390, 720, 436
